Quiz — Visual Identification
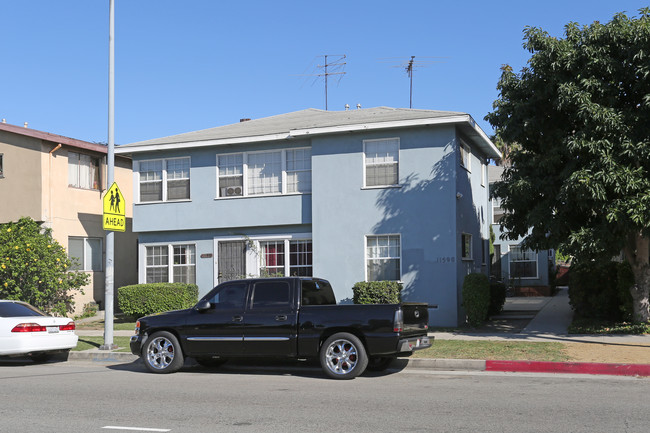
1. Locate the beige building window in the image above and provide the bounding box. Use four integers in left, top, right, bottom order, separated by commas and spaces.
68, 237, 103, 271
68, 152, 100, 190
0, 154, 4, 178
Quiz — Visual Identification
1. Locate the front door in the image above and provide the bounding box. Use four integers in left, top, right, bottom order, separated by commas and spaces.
218, 241, 246, 283
182, 281, 249, 357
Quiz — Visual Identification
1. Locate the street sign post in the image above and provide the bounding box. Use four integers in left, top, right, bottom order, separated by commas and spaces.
103, 182, 125, 232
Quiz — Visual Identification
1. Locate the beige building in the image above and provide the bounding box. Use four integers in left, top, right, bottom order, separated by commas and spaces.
0, 121, 137, 315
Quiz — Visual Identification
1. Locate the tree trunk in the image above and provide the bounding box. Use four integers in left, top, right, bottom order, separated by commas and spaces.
625, 233, 650, 323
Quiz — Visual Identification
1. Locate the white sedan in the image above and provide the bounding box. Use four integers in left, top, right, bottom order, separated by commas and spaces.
0, 300, 78, 362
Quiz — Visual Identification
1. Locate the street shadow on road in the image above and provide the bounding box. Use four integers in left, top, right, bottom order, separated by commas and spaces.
105, 357, 408, 380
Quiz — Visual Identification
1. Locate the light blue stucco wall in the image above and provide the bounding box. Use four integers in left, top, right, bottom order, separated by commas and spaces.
311, 126, 465, 326
491, 224, 551, 287
455, 133, 491, 323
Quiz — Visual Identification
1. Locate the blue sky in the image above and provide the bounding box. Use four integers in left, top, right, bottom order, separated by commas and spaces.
1, 1, 647, 144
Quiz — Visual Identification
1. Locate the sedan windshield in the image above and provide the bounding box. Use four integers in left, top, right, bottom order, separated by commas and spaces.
0, 302, 45, 317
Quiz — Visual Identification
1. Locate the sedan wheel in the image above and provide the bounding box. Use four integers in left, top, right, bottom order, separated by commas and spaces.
142, 331, 184, 374
320, 332, 368, 379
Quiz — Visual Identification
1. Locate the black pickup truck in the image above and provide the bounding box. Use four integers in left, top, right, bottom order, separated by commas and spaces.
130, 277, 431, 379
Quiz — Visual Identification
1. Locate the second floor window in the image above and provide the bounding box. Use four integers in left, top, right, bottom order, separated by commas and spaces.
216, 148, 312, 198
364, 138, 399, 187
69, 152, 100, 190
138, 157, 190, 202
0, 154, 4, 178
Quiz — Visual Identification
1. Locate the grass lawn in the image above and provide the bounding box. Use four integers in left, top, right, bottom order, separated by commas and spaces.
75, 321, 136, 331
73, 336, 133, 352
411, 340, 570, 362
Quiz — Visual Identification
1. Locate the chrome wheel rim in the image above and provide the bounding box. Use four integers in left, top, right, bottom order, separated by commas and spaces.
146, 336, 175, 370
324, 339, 358, 375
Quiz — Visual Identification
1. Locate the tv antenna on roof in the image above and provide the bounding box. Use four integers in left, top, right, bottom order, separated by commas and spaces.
297, 54, 346, 110
379, 56, 448, 108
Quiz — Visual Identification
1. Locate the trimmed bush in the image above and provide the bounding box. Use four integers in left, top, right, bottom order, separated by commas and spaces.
462, 273, 490, 327
352, 281, 402, 304
117, 283, 199, 318
488, 281, 507, 316
568, 261, 633, 321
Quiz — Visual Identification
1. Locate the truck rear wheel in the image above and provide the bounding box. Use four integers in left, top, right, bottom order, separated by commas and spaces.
320, 333, 368, 379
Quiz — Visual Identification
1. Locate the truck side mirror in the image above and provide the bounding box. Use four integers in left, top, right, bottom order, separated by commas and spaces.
196, 300, 211, 312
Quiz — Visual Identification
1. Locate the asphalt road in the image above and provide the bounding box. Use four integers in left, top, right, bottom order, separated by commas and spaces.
1, 358, 649, 433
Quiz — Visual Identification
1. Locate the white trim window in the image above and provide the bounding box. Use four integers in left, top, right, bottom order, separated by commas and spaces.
68, 237, 103, 271
481, 161, 486, 187
145, 244, 196, 284
138, 157, 190, 203
364, 138, 399, 187
217, 153, 244, 197
216, 148, 312, 198
461, 233, 473, 260
68, 152, 101, 190
366, 234, 401, 281
492, 197, 505, 223
259, 239, 313, 277
460, 140, 471, 172
248, 151, 282, 195
509, 246, 538, 279
286, 148, 312, 193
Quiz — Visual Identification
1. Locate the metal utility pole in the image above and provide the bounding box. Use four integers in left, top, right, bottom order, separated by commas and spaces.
406, 56, 415, 109
100, 0, 117, 350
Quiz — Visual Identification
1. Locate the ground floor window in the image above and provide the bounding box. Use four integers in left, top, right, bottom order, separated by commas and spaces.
461, 233, 472, 260
259, 239, 313, 277
68, 237, 103, 271
509, 246, 537, 279
366, 234, 401, 281
145, 244, 196, 284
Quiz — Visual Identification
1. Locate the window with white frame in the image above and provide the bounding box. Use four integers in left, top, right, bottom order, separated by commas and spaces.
138, 157, 190, 203
259, 239, 313, 277
218, 153, 243, 197
366, 235, 401, 281
461, 233, 472, 260
460, 140, 471, 172
481, 161, 486, 187
216, 148, 312, 198
248, 151, 282, 195
492, 196, 505, 223
68, 152, 101, 190
286, 149, 312, 193
509, 246, 537, 279
68, 237, 102, 271
145, 244, 196, 284
364, 138, 399, 187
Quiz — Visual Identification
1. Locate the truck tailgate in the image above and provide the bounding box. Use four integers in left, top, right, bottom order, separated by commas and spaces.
401, 303, 429, 336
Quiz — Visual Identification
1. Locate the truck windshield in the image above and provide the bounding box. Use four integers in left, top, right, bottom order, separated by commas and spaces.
301, 279, 336, 305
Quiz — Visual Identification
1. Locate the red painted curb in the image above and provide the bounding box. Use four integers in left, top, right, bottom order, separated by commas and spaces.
485, 360, 650, 377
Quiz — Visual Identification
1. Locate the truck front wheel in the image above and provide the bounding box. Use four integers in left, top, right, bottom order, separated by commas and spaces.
320, 333, 368, 379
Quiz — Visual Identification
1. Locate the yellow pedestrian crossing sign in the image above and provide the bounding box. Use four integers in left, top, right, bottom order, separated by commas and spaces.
103, 182, 126, 232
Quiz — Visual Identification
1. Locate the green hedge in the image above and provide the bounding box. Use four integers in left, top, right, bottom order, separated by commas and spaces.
462, 273, 490, 327
352, 281, 402, 304
117, 283, 199, 318
568, 261, 633, 321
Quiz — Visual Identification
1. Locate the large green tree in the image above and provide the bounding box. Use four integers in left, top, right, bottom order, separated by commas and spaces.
0, 217, 89, 316
486, 9, 650, 322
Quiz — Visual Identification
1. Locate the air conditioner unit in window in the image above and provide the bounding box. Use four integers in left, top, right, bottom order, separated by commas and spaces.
221, 186, 243, 197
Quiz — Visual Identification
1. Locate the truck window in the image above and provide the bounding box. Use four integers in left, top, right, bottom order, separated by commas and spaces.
250, 281, 291, 309
207, 282, 248, 309
301, 280, 336, 305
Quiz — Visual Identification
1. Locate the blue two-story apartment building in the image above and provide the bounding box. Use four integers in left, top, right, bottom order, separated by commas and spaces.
116, 107, 500, 326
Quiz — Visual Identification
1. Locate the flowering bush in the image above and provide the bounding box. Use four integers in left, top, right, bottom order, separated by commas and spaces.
0, 217, 89, 316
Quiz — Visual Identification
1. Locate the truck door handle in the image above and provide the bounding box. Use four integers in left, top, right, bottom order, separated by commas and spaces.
232, 315, 243, 322
275, 315, 287, 321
